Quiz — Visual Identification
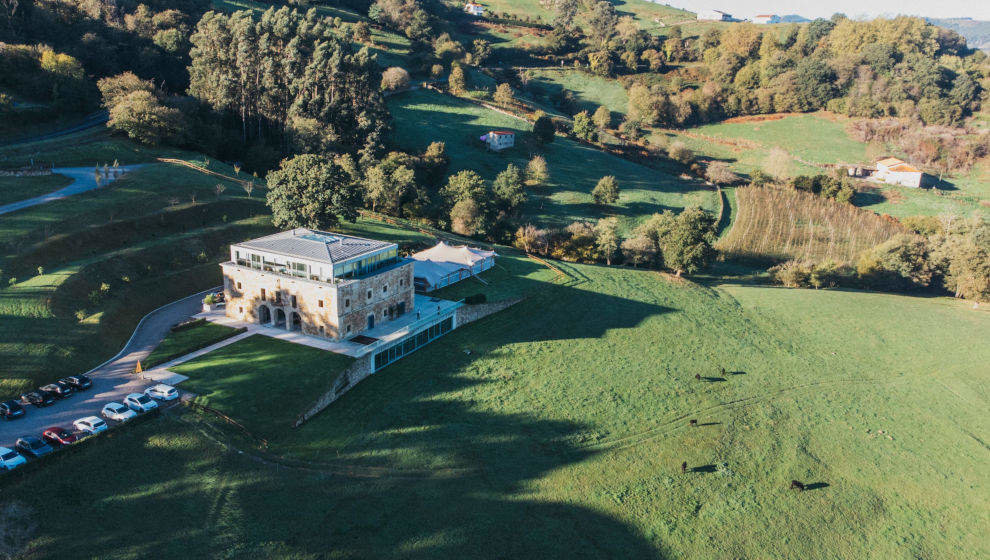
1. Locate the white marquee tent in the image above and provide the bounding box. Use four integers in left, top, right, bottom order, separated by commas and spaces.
411, 241, 497, 292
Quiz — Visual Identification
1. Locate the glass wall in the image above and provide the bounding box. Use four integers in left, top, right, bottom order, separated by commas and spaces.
373, 316, 454, 370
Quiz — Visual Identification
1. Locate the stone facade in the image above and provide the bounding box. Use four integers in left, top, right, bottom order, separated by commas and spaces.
221, 261, 415, 341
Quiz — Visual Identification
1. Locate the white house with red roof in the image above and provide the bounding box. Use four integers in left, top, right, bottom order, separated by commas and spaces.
481, 130, 515, 151
874, 157, 926, 188
464, 2, 484, 16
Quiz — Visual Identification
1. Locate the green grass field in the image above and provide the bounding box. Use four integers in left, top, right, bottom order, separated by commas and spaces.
1, 250, 986, 558
388, 88, 717, 232
143, 320, 244, 369
0, 173, 72, 206
522, 68, 630, 119
171, 335, 354, 440
481, 0, 694, 33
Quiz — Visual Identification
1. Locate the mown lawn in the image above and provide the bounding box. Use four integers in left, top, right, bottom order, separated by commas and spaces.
1, 256, 986, 559
0, 173, 73, 206
388, 88, 717, 233
481, 0, 692, 32
171, 335, 354, 440
143, 319, 244, 369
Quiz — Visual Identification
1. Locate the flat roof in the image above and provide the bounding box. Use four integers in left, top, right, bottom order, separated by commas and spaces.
234, 228, 394, 265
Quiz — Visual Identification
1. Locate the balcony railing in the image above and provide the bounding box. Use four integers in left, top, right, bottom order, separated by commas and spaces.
230, 260, 338, 285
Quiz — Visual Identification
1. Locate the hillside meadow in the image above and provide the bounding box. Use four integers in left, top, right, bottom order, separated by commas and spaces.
387, 88, 717, 232
1, 247, 986, 558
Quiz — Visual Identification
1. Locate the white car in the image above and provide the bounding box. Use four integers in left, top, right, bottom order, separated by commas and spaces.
0, 446, 27, 470
101, 402, 137, 422
73, 416, 108, 435
124, 393, 158, 413
145, 384, 179, 401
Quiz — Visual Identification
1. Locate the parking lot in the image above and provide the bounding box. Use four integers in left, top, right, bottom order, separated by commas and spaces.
0, 289, 214, 465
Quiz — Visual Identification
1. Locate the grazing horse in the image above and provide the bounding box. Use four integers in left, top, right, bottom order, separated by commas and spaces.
790, 480, 805, 491
695, 373, 701, 380
689, 419, 698, 427
681, 461, 687, 474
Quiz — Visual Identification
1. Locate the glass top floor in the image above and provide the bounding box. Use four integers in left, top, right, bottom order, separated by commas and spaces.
229, 245, 401, 283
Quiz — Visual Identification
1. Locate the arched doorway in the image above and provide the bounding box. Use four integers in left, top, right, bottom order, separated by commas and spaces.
258, 305, 271, 325
274, 308, 286, 329
290, 312, 301, 331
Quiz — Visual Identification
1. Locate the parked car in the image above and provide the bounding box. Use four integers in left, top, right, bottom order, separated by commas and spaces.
124, 393, 158, 413
62, 375, 92, 390
20, 390, 55, 407
145, 384, 179, 401
101, 402, 137, 422
0, 400, 25, 420
40, 381, 73, 398
213, 291, 225, 302
73, 416, 108, 435
15, 436, 53, 457
0, 447, 27, 470
42, 426, 77, 446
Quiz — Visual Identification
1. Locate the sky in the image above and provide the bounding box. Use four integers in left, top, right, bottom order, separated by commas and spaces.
667, 0, 990, 20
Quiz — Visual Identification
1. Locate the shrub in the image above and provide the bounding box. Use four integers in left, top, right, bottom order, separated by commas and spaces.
464, 293, 487, 304
381, 66, 410, 91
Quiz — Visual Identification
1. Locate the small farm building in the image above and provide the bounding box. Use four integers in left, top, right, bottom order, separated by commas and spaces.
481, 130, 515, 151
464, 2, 484, 16
874, 157, 925, 188
697, 9, 731, 21
412, 242, 497, 292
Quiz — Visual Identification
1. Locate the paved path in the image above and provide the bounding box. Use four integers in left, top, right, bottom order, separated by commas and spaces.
144, 330, 256, 383
0, 288, 218, 446
0, 165, 144, 216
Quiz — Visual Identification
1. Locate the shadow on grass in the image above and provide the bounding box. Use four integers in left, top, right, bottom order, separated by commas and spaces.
690, 464, 718, 473
805, 482, 830, 491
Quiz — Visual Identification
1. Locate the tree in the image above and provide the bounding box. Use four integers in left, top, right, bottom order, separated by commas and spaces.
572, 111, 595, 141
472, 39, 492, 65
588, 50, 613, 77
266, 154, 360, 230
364, 159, 415, 215
594, 217, 620, 264
442, 170, 486, 204
667, 141, 693, 164
515, 224, 549, 253
621, 235, 656, 267
494, 83, 514, 106
526, 155, 549, 185
705, 161, 740, 187
450, 198, 484, 236
592, 175, 619, 205
636, 208, 717, 275
764, 147, 792, 181
592, 105, 611, 130
106, 90, 184, 146
449, 63, 467, 93
587, 0, 617, 45
533, 114, 556, 144
856, 234, 933, 290
930, 220, 989, 302
492, 163, 526, 213
381, 66, 410, 91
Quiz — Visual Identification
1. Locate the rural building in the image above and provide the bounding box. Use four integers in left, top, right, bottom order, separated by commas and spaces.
411, 241, 497, 292
481, 130, 515, 151
874, 157, 926, 188
753, 14, 780, 24
464, 2, 484, 16
220, 229, 415, 341
697, 9, 731, 21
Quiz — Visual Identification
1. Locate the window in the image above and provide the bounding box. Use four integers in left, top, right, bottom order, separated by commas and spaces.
236, 281, 242, 289
345, 299, 350, 308
318, 300, 324, 308
367, 290, 372, 299
346, 325, 351, 334
239, 307, 243, 314
399, 278, 404, 287
319, 326, 325, 335
260, 288, 266, 300
291, 295, 297, 308
383, 284, 388, 294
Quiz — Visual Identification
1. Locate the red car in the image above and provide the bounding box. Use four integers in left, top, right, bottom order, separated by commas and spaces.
41, 426, 77, 446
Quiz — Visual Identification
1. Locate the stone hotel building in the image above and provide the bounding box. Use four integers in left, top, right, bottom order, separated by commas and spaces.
221, 228, 415, 340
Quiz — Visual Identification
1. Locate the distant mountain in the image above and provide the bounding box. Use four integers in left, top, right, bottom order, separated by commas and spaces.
779, 15, 810, 23
927, 17, 990, 52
